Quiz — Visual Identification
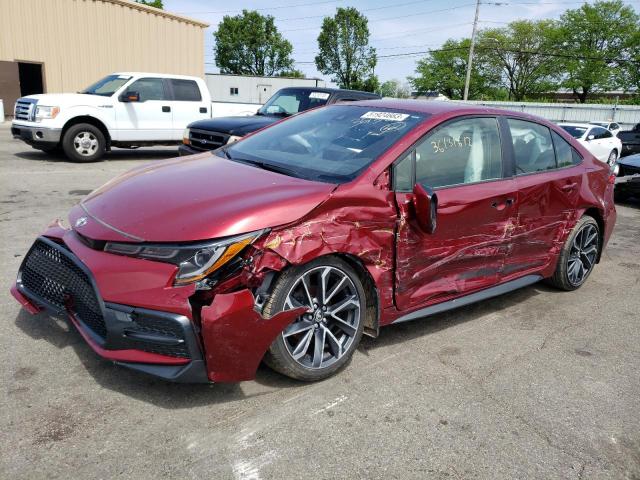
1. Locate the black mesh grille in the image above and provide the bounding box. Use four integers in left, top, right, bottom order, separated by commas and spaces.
21, 239, 107, 338
189, 129, 229, 151
126, 315, 191, 359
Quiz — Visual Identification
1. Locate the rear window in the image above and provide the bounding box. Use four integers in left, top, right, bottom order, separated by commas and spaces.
560, 125, 587, 139
551, 131, 581, 168
170, 79, 202, 101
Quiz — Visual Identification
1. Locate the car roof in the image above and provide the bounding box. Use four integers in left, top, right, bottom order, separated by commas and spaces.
278, 86, 379, 97
341, 99, 522, 117
589, 121, 612, 125
557, 122, 593, 128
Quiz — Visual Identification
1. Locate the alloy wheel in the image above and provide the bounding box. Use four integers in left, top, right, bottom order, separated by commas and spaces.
73, 131, 99, 157
607, 150, 617, 166
567, 223, 599, 286
282, 266, 361, 370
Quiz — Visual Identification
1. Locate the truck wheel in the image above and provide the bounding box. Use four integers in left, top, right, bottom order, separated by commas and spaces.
263, 256, 366, 381
62, 124, 106, 162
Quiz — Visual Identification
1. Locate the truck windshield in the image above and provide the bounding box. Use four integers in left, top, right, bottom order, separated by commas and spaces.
222, 105, 426, 183
258, 88, 330, 116
81, 75, 132, 96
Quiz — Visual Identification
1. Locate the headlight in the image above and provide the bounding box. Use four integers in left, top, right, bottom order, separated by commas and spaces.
35, 105, 60, 121
183, 127, 190, 145
104, 230, 264, 285
227, 135, 242, 144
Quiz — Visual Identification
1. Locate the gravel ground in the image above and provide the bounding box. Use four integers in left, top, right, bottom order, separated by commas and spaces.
1, 123, 639, 480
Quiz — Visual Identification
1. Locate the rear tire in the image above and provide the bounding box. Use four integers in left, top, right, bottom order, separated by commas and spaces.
62, 123, 106, 162
607, 149, 618, 166
263, 256, 366, 382
547, 216, 600, 291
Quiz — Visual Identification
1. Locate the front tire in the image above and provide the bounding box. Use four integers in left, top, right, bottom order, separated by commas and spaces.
548, 216, 600, 291
62, 123, 106, 162
263, 257, 366, 381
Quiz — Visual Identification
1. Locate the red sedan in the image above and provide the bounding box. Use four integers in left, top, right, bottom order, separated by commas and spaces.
11, 100, 616, 383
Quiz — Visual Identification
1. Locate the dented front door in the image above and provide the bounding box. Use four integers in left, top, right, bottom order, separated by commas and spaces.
394, 180, 518, 310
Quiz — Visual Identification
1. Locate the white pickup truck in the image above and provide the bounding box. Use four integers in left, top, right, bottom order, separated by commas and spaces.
11, 72, 211, 162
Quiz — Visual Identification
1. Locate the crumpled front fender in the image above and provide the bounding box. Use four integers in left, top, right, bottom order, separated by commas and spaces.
201, 289, 306, 382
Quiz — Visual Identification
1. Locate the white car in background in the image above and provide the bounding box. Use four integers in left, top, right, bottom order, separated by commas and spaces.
558, 122, 622, 165
589, 120, 622, 137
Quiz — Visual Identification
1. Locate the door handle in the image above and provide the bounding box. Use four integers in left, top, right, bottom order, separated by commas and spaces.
491, 198, 515, 210
162, 106, 171, 112
561, 182, 577, 191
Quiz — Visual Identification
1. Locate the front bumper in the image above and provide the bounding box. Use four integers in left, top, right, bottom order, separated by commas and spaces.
11, 122, 62, 147
11, 226, 305, 383
12, 236, 208, 382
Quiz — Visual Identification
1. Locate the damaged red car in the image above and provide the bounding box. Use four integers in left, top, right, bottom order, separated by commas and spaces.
11, 100, 616, 383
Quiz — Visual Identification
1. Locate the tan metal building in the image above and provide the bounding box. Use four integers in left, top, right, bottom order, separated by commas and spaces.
0, 0, 208, 117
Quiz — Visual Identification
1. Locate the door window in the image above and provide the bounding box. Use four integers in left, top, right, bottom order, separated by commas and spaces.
170, 79, 201, 101
126, 78, 167, 101
411, 117, 502, 189
593, 127, 612, 139
508, 119, 556, 174
551, 131, 581, 168
610, 123, 619, 130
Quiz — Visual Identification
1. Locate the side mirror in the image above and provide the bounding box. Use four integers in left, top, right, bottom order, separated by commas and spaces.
587, 134, 595, 141
412, 183, 438, 234
120, 91, 140, 102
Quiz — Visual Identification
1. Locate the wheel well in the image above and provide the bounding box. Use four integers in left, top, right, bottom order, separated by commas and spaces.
583, 208, 605, 263
61, 116, 111, 148
334, 254, 380, 338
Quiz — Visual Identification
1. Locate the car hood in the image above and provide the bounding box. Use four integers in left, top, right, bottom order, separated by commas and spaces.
619, 153, 640, 167
71, 153, 336, 243
21, 93, 111, 107
188, 115, 281, 136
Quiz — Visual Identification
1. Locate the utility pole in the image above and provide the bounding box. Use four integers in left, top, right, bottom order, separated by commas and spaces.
463, 0, 481, 101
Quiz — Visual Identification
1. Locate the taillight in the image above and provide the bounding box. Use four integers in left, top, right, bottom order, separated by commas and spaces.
608, 174, 616, 185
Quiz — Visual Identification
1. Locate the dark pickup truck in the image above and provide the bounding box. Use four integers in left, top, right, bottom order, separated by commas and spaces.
619, 123, 640, 158
179, 86, 380, 156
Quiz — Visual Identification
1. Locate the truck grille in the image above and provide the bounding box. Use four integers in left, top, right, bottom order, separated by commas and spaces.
189, 129, 230, 151
14, 99, 37, 121
20, 238, 107, 338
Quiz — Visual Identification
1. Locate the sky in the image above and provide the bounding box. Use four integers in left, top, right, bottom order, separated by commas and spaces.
163, 0, 639, 86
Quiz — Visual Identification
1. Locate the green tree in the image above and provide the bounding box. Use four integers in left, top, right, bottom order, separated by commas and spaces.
556, 0, 640, 103
479, 20, 559, 101
378, 79, 411, 98
134, 0, 163, 8
277, 70, 305, 78
352, 75, 380, 93
410, 38, 499, 99
315, 7, 377, 89
214, 10, 294, 76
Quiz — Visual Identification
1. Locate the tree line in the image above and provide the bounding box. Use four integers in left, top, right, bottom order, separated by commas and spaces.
212, 1, 639, 103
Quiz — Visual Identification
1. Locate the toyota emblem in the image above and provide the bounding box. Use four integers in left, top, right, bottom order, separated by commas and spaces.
75, 216, 88, 228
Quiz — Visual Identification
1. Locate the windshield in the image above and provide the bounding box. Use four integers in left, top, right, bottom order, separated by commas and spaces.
223, 105, 426, 183
81, 74, 132, 96
258, 89, 331, 116
560, 125, 587, 139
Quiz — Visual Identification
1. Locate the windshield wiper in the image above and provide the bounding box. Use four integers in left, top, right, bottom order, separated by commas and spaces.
235, 158, 300, 177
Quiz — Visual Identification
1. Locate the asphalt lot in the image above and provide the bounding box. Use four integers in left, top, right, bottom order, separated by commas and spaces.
1, 122, 639, 480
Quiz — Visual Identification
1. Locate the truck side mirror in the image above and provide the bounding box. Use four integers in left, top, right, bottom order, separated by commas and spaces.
120, 91, 140, 102
412, 183, 438, 234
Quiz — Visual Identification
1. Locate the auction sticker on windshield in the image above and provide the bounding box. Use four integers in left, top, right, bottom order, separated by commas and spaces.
361, 111, 410, 121
309, 92, 330, 100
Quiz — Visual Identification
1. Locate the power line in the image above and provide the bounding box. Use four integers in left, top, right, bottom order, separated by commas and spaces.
280, 4, 476, 32
275, 0, 438, 22
175, 0, 343, 15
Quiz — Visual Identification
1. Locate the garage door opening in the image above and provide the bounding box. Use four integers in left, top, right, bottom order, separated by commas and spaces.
18, 62, 44, 96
